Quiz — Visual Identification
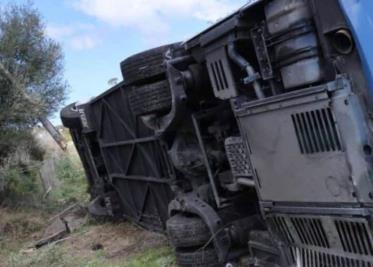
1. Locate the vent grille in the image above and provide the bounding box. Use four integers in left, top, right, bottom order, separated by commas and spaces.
209, 59, 229, 91
335, 219, 373, 256
295, 247, 373, 267
270, 215, 329, 248
225, 137, 252, 178
291, 108, 342, 154
290, 217, 330, 248
269, 216, 295, 244
270, 215, 373, 265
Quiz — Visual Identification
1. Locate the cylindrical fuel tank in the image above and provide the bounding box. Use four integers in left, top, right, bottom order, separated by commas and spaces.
266, 0, 311, 35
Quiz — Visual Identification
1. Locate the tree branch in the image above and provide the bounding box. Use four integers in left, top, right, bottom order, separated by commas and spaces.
0, 61, 42, 109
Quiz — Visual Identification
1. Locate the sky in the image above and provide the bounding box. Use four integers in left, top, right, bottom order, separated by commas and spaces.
1, 0, 248, 123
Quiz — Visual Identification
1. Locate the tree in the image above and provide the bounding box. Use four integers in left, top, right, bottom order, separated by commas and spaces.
0, 3, 67, 164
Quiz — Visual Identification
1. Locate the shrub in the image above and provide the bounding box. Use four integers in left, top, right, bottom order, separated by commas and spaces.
0, 162, 44, 206
53, 155, 89, 205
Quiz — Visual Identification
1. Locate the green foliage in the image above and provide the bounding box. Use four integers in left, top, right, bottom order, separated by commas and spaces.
0, 130, 45, 205
0, 2, 67, 165
54, 155, 89, 205
0, 129, 45, 165
5, 165, 39, 195
0, 3, 67, 120
0, 149, 88, 210
0, 161, 44, 205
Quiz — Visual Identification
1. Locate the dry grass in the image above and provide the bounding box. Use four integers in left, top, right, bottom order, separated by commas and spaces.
0, 208, 175, 267
0, 133, 175, 267
0, 207, 48, 266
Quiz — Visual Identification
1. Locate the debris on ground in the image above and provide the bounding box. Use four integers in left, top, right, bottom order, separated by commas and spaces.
0, 207, 174, 267
35, 204, 88, 248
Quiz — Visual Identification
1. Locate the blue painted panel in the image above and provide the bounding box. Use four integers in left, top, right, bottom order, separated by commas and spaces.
339, 0, 373, 96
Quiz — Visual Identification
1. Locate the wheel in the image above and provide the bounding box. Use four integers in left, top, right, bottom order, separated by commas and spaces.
175, 246, 220, 267
167, 213, 211, 248
128, 80, 172, 116
60, 102, 81, 129
120, 43, 179, 85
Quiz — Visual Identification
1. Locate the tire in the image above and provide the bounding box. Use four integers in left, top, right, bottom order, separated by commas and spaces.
60, 103, 81, 129
121, 43, 179, 85
128, 80, 172, 116
167, 213, 210, 248
175, 246, 220, 267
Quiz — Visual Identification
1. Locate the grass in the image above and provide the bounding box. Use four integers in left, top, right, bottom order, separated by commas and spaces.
0, 200, 176, 267
8, 245, 73, 267
0, 207, 49, 267
6, 243, 176, 267
121, 247, 176, 267
72, 246, 176, 267
52, 154, 89, 206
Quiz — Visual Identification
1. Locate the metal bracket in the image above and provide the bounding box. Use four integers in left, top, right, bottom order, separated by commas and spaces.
191, 114, 222, 208
243, 72, 261, 85
251, 25, 274, 81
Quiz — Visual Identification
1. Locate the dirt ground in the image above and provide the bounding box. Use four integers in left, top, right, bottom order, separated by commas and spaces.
0, 207, 174, 267
64, 221, 168, 263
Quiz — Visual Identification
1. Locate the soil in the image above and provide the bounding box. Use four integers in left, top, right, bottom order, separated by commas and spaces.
64, 221, 168, 263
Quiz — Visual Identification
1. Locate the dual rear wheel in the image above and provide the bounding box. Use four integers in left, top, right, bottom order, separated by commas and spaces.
123, 45, 219, 266
121, 44, 178, 117
167, 213, 220, 267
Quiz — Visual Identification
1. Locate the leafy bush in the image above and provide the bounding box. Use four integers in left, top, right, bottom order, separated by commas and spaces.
0, 145, 89, 210
0, 129, 46, 206
0, 162, 44, 206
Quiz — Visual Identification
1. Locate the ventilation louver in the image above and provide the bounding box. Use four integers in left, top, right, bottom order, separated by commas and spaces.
291, 108, 342, 154
335, 219, 373, 256
295, 247, 373, 267
268, 214, 373, 266
209, 59, 229, 91
206, 47, 237, 100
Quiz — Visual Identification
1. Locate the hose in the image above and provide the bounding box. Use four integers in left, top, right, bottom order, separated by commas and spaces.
227, 44, 265, 99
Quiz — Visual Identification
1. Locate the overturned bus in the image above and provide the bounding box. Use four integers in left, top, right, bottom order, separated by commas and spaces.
61, 0, 373, 266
